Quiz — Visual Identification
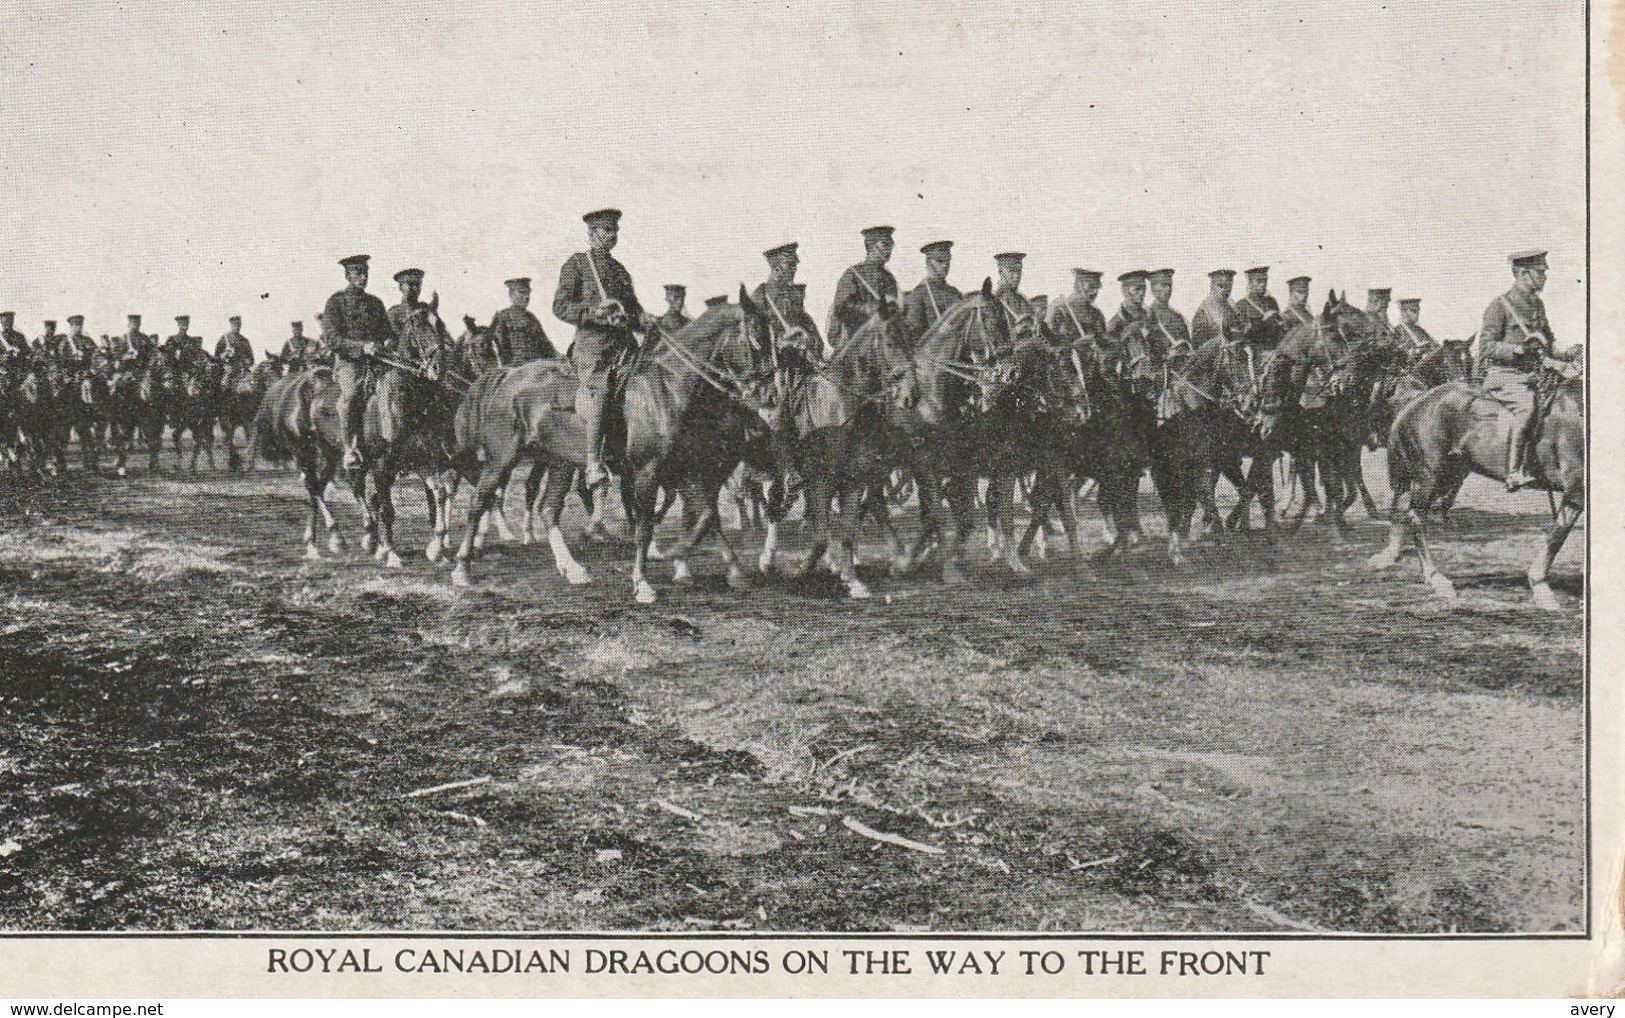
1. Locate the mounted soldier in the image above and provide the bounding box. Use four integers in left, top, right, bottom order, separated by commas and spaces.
109, 314, 152, 366
34, 320, 60, 360
215, 315, 254, 369
162, 315, 206, 368
1047, 266, 1104, 347
658, 285, 691, 333
827, 226, 898, 350
1191, 268, 1242, 348
1394, 298, 1437, 360
279, 321, 315, 371
1282, 275, 1315, 327
388, 267, 451, 364
752, 243, 821, 359
1145, 268, 1191, 361
1106, 270, 1151, 353
62, 315, 97, 365
1234, 266, 1284, 352
322, 254, 397, 470
488, 276, 555, 367
0, 311, 25, 357
1365, 288, 1394, 344
552, 207, 651, 489
1476, 250, 1582, 490
901, 240, 963, 347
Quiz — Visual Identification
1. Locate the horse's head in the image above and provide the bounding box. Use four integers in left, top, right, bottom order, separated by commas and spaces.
458, 316, 498, 373
78, 367, 107, 407
912, 278, 1012, 425
1439, 338, 1473, 382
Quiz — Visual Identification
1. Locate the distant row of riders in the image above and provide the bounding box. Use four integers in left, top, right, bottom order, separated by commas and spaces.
235, 213, 1583, 611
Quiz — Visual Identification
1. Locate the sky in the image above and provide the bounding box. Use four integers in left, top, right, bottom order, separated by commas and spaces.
0, 0, 1588, 353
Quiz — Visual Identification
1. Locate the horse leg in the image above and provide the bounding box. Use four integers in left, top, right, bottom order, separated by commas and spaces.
298, 451, 325, 561
1529, 500, 1581, 611
703, 479, 752, 591
423, 476, 446, 563
993, 471, 1031, 574
452, 464, 506, 587
373, 469, 403, 569
829, 477, 871, 599
628, 464, 662, 604
543, 468, 592, 585
940, 473, 973, 585
522, 463, 547, 545
796, 470, 832, 580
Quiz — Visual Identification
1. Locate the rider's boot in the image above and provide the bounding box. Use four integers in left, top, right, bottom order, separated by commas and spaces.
1504, 409, 1535, 491
579, 379, 609, 490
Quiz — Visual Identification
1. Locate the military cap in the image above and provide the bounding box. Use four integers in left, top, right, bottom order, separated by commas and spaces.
1208, 268, 1236, 280
1073, 268, 1103, 281
125, 313, 141, 323
1117, 270, 1148, 284
1245, 265, 1269, 278
1367, 287, 1391, 299
920, 240, 953, 257
1509, 249, 1548, 270
861, 226, 895, 242
228, 314, 242, 324
42, 320, 56, 328
0, 311, 12, 319
338, 254, 370, 269
290, 321, 303, 329
67, 314, 84, 324
764, 242, 799, 263
175, 315, 190, 324
393, 268, 425, 284
1148, 268, 1175, 282
664, 284, 686, 296
1286, 275, 1311, 288
704, 295, 730, 308
505, 277, 531, 289
1398, 298, 1421, 309
583, 208, 622, 227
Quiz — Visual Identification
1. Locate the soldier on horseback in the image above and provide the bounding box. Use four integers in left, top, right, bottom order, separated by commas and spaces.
1365, 288, 1394, 344
1046, 267, 1103, 346
1395, 298, 1437, 360
34, 320, 60, 360
1282, 275, 1314, 327
109, 314, 151, 367
753, 243, 821, 359
62, 315, 97, 365
901, 240, 963, 346
323, 254, 397, 470
1106, 270, 1151, 351
490, 276, 555, 367
1144, 269, 1190, 358
279, 321, 315, 371
215, 315, 254, 368
1191, 268, 1242, 348
1477, 250, 1582, 490
1234, 266, 1284, 351
827, 226, 898, 349
658, 285, 691, 333
162, 315, 207, 369
388, 268, 451, 364
552, 208, 651, 490
0, 311, 25, 357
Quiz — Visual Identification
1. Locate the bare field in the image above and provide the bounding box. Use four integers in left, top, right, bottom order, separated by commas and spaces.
0, 453, 1584, 933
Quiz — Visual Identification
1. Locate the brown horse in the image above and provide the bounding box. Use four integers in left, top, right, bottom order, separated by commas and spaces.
1366, 363, 1583, 610
169, 352, 223, 473
450, 291, 777, 603
251, 368, 349, 560
218, 356, 285, 471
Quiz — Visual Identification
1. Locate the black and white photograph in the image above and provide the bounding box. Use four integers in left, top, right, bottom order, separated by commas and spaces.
0, 0, 1605, 1000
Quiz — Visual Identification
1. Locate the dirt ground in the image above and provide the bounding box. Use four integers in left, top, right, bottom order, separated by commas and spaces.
0, 451, 1584, 933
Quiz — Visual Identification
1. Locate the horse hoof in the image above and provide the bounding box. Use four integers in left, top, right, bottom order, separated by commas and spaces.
472, 534, 488, 552
1006, 557, 1033, 576
942, 564, 968, 586
757, 554, 775, 576
1529, 582, 1562, 612
451, 564, 473, 587
425, 538, 444, 563
634, 580, 658, 604
116, 467, 128, 479
1365, 551, 1397, 571
384, 551, 404, 570
361, 533, 377, 554
888, 556, 912, 578
304, 545, 322, 562
672, 561, 694, 585
373, 544, 390, 562
727, 567, 751, 591
562, 567, 593, 586
328, 534, 346, 555
847, 579, 873, 600
1427, 575, 1457, 601
648, 542, 668, 562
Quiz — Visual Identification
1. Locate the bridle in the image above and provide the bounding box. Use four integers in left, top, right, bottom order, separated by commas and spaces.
648, 309, 777, 419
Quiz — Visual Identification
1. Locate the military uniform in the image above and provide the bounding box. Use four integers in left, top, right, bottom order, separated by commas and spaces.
0, 315, 24, 357
900, 277, 962, 340
827, 261, 898, 347
1049, 293, 1105, 345
656, 284, 692, 336
62, 319, 97, 365
215, 326, 254, 367
1282, 302, 1314, 327
280, 326, 315, 370
553, 208, 647, 485
1106, 301, 1149, 347
1395, 309, 1437, 360
753, 280, 822, 358
1191, 295, 1242, 348
323, 255, 397, 459
35, 324, 60, 362
490, 304, 555, 365
1234, 293, 1283, 349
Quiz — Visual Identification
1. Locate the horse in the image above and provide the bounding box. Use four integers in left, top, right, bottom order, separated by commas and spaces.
1348, 337, 1475, 521
105, 353, 171, 477
1012, 324, 1160, 567
1147, 328, 1263, 563
13, 355, 67, 476
1367, 361, 1583, 610
59, 360, 108, 474
169, 353, 223, 472
895, 280, 1017, 582
450, 290, 777, 603
250, 367, 349, 561
218, 355, 286, 471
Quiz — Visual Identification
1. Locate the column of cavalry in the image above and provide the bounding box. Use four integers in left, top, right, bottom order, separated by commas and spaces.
0, 212, 1583, 609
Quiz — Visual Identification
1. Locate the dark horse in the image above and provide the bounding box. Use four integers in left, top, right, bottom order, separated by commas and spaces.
106, 353, 172, 477
252, 367, 349, 560
14, 356, 66, 475
1356, 338, 1475, 521
1012, 323, 1160, 566
1367, 362, 1583, 610
170, 353, 223, 473
218, 356, 285, 471
450, 290, 777, 603
59, 360, 108, 475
